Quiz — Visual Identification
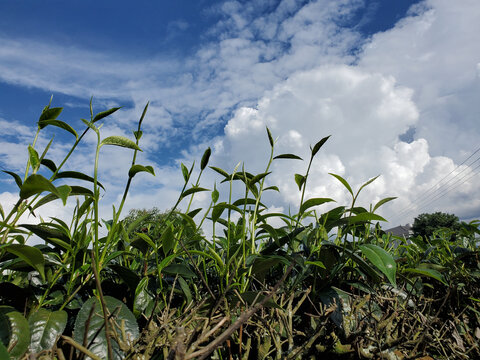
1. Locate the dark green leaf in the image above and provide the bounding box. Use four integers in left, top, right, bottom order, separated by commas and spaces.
305, 260, 326, 269
161, 225, 175, 256
209, 166, 229, 179
181, 187, 209, 199
38, 119, 78, 139
93, 107, 121, 122
19, 174, 58, 199
108, 264, 140, 291
133, 277, 153, 317
264, 185, 280, 192
40, 159, 57, 172
2, 171, 22, 189
3, 244, 45, 281
73, 296, 138, 360
187, 208, 202, 218
32, 186, 94, 211
211, 203, 243, 222
28, 309, 67, 354
403, 267, 448, 286
348, 213, 387, 224
273, 154, 303, 160
0, 306, 30, 359
163, 264, 196, 278
294, 174, 305, 191
128, 165, 155, 178
266, 127, 275, 148
181, 163, 189, 182
299, 198, 335, 216
178, 276, 192, 305
55, 171, 105, 190
100, 136, 141, 151
19, 224, 71, 249
372, 197, 397, 213
39, 107, 62, 122
240, 291, 281, 309
311, 135, 330, 157
329, 173, 353, 197
212, 187, 219, 203
56, 184, 72, 206
0, 342, 9, 360
249, 172, 271, 186
359, 244, 397, 287
201, 147, 211, 170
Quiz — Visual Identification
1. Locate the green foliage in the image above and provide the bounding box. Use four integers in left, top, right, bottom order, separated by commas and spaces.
0, 100, 478, 359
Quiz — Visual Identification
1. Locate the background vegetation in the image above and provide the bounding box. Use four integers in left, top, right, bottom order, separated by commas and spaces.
0, 102, 479, 359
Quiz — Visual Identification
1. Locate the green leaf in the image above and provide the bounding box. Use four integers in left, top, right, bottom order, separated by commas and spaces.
73, 296, 138, 360
299, 198, 335, 216
240, 291, 281, 309
56, 184, 72, 206
187, 208, 202, 218
212, 186, 219, 203
133, 277, 153, 317
266, 127, 275, 147
40, 159, 57, 173
403, 267, 448, 286
211, 203, 243, 222
0, 306, 30, 359
28, 145, 40, 172
372, 197, 397, 213
19, 224, 71, 249
294, 173, 305, 191
19, 174, 58, 199
100, 136, 141, 151
161, 225, 175, 256
181, 163, 189, 182
201, 147, 212, 170
2, 171, 22, 189
209, 166, 230, 179
181, 187, 209, 199
134, 233, 157, 251
163, 264, 196, 278
133, 130, 143, 140
37, 119, 78, 139
329, 173, 353, 197
0, 342, 10, 360
28, 309, 67, 354
249, 172, 271, 186
128, 164, 155, 178
264, 185, 280, 192
3, 244, 45, 281
178, 276, 192, 305
305, 260, 326, 269
311, 135, 330, 157
359, 244, 397, 287
39, 107, 62, 122
93, 107, 121, 122
32, 186, 94, 211
108, 265, 140, 291
348, 213, 387, 224
357, 175, 380, 195
81, 118, 99, 135
54, 171, 105, 190
273, 153, 303, 160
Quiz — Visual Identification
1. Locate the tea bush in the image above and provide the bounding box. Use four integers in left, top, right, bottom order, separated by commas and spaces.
0, 101, 479, 359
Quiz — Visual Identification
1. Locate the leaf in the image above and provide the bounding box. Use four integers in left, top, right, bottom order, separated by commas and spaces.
264, 185, 280, 192
160, 225, 175, 256
266, 127, 275, 147
211, 203, 243, 222
37, 120, 78, 139
311, 135, 330, 157
211, 187, 219, 203
0, 306, 30, 359
32, 186, 94, 211
56, 184, 72, 206
403, 267, 448, 286
28, 145, 40, 171
93, 107, 121, 122
273, 153, 303, 160
181, 163, 189, 182
329, 173, 353, 197
55, 171, 105, 190
108, 265, 140, 291
39, 107, 62, 122
348, 212, 387, 224
134, 233, 157, 251
73, 296, 138, 360
81, 118, 99, 135
249, 172, 271, 186
372, 197, 397, 213
209, 166, 230, 179
201, 147, 211, 170
178, 276, 192, 305
20, 174, 58, 199
133, 277, 152, 317
357, 175, 380, 195
0, 342, 9, 360
28, 309, 67, 354
100, 136, 141, 151
3, 244, 45, 281
181, 187, 209, 199
163, 264, 196, 278
305, 260, 326, 269
299, 198, 335, 216
240, 291, 281, 309
128, 165, 155, 178
232, 198, 265, 208
40, 159, 57, 172
2, 171, 22, 189
359, 244, 397, 287
294, 174, 305, 191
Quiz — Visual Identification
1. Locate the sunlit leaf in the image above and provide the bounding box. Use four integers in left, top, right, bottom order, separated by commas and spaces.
348, 212, 387, 224
38, 107, 62, 122
100, 136, 141, 151
329, 173, 353, 197
209, 166, 229, 179
3, 244, 45, 281
38, 119, 78, 139
294, 173, 305, 191
181, 163, 189, 182
359, 244, 396, 287
28, 145, 40, 172
54, 171, 105, 190
20, 174, 58, 199
128, 164, 155, 178
28, 309, 67, 354
93, 107, 121, 122
403, 267, 448, 286
372, 196, 397, 213
0, 306, 30, 359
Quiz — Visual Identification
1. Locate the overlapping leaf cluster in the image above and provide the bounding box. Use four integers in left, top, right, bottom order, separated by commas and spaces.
0, 101, 479, 359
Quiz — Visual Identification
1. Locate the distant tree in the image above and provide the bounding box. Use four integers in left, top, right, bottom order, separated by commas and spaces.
411, 212, 461, 239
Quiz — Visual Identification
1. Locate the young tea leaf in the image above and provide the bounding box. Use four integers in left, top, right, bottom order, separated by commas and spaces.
28, 145, 40, 172
181, 163, 189, 182
100, 136, 141, 151
299, 198, 335, 216
294, 173, 305, 191
181, 187, 209, 199
38, 107, 62, 122
266, 127, 275, 148
201, 147, 212, 170
273, 153, 303, 160
329, 173, 354, 197
2, 171, 22, 189
0, 306, 30, 359
54, 171, 105, 190
4, 244, 45, 281
209, 166, 230, 179
128, 165, 155, 178
359, 244, 397, 287
211, 186, 219, 203
37, 120, 78, 139
93, 107, 121, 123
372, 196, 397, 213
311, 135, 330, 157
20, 174, 58, 199
40, 158, 57, 173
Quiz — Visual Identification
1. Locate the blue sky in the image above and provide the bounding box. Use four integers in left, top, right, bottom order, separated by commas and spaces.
1, 0, 480, 227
